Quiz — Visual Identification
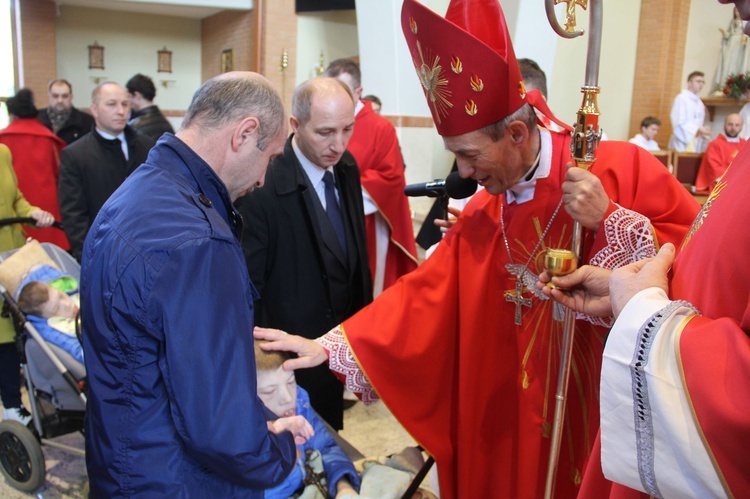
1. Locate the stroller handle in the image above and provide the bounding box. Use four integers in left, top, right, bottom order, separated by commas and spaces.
0, 217, 63, 230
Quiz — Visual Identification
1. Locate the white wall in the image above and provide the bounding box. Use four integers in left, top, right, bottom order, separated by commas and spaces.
685, 1, 742, 136
544, 1, 642, 141
55, 5, 201, 117
295, 11, 359, 84
354, 0, 453, 182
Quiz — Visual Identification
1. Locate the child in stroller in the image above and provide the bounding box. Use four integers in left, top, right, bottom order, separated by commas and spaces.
0, 240, 86, 493
16, 264, 82, 364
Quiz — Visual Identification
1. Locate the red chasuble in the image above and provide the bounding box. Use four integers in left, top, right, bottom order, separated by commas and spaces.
580, 142, 750, 498
340, 131, 699, 498
0, 118, 69, 248
695, 134, 745, 193
346, 100, 418, 290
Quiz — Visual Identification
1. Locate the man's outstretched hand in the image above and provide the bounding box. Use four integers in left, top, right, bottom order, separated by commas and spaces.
537, 265, 613, 318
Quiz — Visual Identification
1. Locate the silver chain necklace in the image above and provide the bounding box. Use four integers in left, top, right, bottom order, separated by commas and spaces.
500, 197, 564, 325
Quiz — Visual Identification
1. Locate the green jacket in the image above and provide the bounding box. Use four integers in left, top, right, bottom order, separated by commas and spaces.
0, 144, 38, 343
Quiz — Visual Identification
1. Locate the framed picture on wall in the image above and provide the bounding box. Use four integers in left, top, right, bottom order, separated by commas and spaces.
221, 49, 234, 73
88, 42, 104, 70
158, 47, 172, 73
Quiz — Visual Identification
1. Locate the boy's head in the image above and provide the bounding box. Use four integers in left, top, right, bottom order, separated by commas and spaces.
254, 340, 297, 418
18, 281, 79, 319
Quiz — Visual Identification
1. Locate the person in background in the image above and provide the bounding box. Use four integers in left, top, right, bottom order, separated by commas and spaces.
236, 78, 373, 430
629, 116, 662, 151
669, 71, 712, 152
361, 94, 382, 114
0, 89, 68, 248
0, 144, 55, 426
325, 59, 418, 297
125, 73, 175, 141
58, 82, 155, 261
37, 79, 94, 145
695, 112, 745, 193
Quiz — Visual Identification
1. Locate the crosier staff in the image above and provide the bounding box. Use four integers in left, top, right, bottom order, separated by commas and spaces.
542, 1, 603, 497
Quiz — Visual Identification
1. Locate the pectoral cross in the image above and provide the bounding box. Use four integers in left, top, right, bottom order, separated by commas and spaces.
505, 281, 532, 326
554, 0, 588, 33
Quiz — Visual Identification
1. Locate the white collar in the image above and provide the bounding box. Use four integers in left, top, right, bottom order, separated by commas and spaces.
723, 133, 742, 143
505, 127, 553, 205
292, 136, 334, 189
96, 128, 126, 143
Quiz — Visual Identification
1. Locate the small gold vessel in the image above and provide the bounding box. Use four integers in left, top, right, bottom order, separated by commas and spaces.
544, 249, 577, 288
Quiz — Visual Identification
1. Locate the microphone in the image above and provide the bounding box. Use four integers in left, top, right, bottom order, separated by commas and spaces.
404, 172, 477, 199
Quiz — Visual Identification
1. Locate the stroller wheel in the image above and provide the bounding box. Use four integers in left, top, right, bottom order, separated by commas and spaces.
0, 420, 46, 492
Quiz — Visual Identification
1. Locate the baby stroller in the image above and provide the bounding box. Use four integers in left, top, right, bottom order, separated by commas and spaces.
0, 235, 86, 493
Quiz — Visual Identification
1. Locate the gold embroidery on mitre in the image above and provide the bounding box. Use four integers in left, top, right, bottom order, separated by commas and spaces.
465, 99, 478, 116
409, 16, 418, 35
414, 41, 452, 124
470, 74, 484, 92
451, 55, 462, 74
519, 80, 527, 99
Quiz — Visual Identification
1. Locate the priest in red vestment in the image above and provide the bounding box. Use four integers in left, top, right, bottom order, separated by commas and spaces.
325, 59, 418, 296
695, 112, 745, 193
0, 89, 69, 248
257, 0, 700, 497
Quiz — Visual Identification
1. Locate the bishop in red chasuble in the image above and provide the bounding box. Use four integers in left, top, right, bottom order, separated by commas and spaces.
260, 0, 700, 497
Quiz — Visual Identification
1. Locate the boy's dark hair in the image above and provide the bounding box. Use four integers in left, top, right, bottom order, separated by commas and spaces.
126, 73, 157, 101
17, 281, 50, 317
687, 71, 704, 82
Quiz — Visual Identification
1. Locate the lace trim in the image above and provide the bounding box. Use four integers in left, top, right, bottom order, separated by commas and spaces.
316, 327, 379, 405
631, 300, 699, 496
589, 206, 656, 270
580, 206, 658, 327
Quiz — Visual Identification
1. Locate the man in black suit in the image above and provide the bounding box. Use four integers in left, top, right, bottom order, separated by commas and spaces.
236, 77, 372, 430
58, 82, 155, 261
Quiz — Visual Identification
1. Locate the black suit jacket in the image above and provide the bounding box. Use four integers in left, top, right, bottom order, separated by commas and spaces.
236, 135, 372, 429
58, 126, 155, 260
